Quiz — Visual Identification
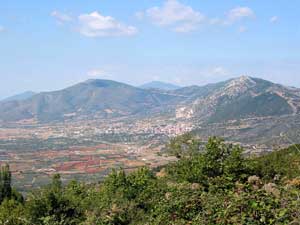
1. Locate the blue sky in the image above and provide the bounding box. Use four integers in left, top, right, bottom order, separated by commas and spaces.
0, 0, 299, 98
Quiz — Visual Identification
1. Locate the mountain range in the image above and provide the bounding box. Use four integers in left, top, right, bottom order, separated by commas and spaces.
1, 76, 299, 123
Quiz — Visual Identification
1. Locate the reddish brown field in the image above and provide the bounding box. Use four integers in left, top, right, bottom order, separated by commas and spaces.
0, 142, 175, 191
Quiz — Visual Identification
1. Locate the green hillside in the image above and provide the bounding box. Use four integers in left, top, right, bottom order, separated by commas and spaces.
209, 92, 294, 122
0, 79, 180, 122
1, 135, 300, 224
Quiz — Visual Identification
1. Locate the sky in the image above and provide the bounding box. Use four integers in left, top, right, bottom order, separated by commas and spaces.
0, 0, 299, 98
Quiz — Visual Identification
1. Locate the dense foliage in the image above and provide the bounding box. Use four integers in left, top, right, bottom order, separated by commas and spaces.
1, 136, 300, 224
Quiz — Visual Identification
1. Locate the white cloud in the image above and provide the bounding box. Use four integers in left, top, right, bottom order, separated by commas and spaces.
270, 16, 279, 23
87, 69, 111, 78
78, 11, 137, 37
0, 26, 5, 32
225, 6, 255, 25
144, 0, 205, 33
141, 3, 255, 32
51, 11, 73, 24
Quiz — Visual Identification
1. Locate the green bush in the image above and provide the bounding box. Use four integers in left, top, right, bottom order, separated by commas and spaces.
1, 136, 300, 224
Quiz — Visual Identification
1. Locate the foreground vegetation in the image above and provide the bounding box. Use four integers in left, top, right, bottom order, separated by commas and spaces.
1, 135, 300, 224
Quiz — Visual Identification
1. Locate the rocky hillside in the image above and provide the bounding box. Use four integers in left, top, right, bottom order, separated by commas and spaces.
174, 76, 300, 122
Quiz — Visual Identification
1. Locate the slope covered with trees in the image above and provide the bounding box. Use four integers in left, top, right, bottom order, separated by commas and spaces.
1, 136, 300, 224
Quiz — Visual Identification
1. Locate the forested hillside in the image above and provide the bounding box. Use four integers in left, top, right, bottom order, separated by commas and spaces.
1, 136, 300, 224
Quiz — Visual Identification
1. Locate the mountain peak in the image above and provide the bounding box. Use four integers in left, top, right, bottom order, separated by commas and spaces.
83, 79, 116, 84
233, 75, 256, 84
81, 79, 129, 88
227, 75, 257, 88
218, 76, 258, 97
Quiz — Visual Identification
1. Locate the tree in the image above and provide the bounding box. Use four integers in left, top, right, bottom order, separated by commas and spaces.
167, 133, 201, 158
0, 164, 12, 204
26, 174, 84, 225
0, 199, 27, 225
203, 137, 245, 179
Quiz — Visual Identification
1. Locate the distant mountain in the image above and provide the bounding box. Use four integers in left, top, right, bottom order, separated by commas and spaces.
1, 76, 300, 123
1, 91, 36, 102
173, 76, 300, 122
139, 81, 181, 91
0, 79, 181, 122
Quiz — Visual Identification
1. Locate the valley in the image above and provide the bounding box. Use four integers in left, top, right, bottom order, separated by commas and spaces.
2, 141, 175, 192
0, 116, 191, 191
1, 76, 300, 191
0, 113, 298, 191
